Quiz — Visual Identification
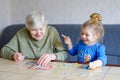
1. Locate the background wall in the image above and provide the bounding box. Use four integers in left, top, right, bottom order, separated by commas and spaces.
0, 0, 120, 35
0, 0, 11, 36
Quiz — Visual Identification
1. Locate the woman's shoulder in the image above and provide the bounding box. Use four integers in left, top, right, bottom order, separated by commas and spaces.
47, 26, 58, 34
16, 27, 28, 35
47, 26, 57, 31
17, 27, 27, 32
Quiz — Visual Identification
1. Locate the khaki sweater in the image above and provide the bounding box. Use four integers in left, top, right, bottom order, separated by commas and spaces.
0, 26, 67, 60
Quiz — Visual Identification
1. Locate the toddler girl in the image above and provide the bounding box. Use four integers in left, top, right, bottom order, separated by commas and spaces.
62, 13, 107, 70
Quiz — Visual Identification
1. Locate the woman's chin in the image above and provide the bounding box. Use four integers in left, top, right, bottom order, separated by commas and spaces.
34, 37, 43, 41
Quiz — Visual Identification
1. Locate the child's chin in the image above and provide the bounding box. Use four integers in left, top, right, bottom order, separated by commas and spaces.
83, 41, 89, 44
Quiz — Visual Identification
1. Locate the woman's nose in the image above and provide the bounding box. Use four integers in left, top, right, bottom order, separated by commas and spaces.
36, 30, 42, 35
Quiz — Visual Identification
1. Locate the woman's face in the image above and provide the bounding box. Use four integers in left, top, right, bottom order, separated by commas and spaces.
29, 26, 46, 41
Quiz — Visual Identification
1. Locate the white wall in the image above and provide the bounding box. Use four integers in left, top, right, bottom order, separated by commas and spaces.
11, 0, 39, 24
11, 0, 120, 24
0, 0, 120, 35
0, 0, 11, 36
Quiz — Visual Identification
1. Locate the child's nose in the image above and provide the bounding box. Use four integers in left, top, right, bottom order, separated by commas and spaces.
82, 35, 86, 38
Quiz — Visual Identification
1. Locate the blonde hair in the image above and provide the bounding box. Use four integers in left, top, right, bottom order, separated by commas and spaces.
82, 13, 104, 41
25, 11, 47, 29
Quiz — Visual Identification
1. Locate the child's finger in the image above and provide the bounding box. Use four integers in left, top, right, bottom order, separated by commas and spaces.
62, 34, 66, 38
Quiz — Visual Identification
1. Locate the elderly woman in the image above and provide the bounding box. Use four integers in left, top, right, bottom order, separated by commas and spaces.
0, 11, 67, 66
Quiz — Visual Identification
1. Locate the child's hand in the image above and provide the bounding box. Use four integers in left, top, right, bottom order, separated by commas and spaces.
62, 34, 72, 49
89, 60, 102, 70
89, 62, 96, 70
62, 34, 71, 44
13, 53, 25, 62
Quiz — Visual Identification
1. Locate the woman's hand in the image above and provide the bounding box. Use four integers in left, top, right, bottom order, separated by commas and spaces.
37, 54, 56, 66
13, 53, 25, 62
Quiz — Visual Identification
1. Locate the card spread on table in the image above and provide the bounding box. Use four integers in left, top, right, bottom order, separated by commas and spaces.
25, 61, 88, 70
25, 61, 52, 70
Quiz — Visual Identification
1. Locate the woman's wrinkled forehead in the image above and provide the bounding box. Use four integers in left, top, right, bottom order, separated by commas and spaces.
28, 25, 46, 30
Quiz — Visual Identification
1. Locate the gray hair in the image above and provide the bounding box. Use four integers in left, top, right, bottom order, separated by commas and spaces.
25, 11, 47, 29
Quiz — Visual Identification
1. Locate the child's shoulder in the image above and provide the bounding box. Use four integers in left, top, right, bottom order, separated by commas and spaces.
96, 42, 105, 46
78, 40, 84, 43
95, 42, 105, 49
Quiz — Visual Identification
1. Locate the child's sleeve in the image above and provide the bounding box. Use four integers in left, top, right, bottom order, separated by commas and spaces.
68, 46, 78, 56
97, 45, 107, 66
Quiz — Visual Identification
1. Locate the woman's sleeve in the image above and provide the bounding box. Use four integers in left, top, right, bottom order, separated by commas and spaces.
52, 28, 67, 61
0, 35, 19, 60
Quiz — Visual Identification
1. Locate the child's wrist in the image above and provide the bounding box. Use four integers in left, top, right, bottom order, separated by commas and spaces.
94, 60, 102, 66
89, 60, 102, 69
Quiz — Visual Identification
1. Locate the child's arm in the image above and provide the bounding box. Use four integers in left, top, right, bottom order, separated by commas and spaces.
89, 45, 107, 70
89, 60, 102, 70
62, 34, 73, 50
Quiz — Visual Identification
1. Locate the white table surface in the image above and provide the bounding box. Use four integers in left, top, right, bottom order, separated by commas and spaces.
0, 58, 120, 80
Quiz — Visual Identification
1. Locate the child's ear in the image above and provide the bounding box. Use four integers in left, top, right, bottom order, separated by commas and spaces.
96, 33, 100, 39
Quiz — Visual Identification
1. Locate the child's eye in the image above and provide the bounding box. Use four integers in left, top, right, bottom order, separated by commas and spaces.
86, 34, 89, 36
81, 33, 84, 35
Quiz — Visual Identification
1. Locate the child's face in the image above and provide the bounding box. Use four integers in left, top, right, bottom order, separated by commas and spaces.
80, 28, 99, 45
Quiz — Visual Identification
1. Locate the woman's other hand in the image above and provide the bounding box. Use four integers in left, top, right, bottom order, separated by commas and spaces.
13, 53, 25, 62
